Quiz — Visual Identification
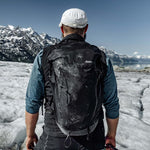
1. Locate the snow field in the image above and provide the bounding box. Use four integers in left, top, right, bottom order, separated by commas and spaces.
0, 61, 150, 149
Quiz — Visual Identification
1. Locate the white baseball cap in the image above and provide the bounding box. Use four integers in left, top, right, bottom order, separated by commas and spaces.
59, 8, 88, 28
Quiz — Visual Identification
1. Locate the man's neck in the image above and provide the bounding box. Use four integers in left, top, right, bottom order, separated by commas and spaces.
63, 32, 84, 38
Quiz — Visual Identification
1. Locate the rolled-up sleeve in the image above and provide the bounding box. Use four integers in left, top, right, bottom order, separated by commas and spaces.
103, 58, 119, 119
26, 50, 44, 114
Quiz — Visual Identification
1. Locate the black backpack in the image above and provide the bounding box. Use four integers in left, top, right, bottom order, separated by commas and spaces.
47, 43, 107, 137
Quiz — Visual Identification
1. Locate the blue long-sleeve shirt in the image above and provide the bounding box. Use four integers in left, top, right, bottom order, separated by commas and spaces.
26, 50, 119, 119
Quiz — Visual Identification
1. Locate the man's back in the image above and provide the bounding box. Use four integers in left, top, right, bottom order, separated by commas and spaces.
41, 33, 107, 136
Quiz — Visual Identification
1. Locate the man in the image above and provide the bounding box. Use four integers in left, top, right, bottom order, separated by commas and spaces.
25, 8, 119, 150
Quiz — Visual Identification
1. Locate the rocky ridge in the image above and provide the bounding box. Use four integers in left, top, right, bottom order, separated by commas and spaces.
0, 25, 60, 63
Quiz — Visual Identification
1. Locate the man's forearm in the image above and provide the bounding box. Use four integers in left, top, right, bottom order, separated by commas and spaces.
106, 117, 119, 138
25, 111, 39, 137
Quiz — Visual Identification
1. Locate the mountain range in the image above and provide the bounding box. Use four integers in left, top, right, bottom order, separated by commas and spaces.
0, 25, 150, 64
100, 46, 150, 65
0, 25, 60, 63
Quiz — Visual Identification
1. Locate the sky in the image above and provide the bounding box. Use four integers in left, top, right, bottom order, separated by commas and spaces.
0, 0, 150, 56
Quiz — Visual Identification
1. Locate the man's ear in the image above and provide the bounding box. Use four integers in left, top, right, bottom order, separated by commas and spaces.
84, 24, 88, 33
61, 26, 64, 34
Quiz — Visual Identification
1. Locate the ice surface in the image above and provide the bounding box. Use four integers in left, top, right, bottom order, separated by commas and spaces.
0, 61, 44, 149
115, 72, 150, 150
0, 61, 150, 149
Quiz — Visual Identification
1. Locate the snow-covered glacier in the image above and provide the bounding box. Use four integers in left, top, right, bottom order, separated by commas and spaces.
0, 61, 150, 150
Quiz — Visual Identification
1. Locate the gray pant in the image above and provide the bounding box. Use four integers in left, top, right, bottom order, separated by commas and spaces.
34, 121, 105, 150
34, 130, 87, 150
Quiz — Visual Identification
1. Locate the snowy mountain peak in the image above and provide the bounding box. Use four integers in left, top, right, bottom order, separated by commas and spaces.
133, 51, 150, 59
99, 46, 150, 65
7, 25, 15, 30
134, 55, 150, 59
0, 25, 5, 28
0, 25, 60, 62
20, 27, 33, 33
40, 33, 48, 39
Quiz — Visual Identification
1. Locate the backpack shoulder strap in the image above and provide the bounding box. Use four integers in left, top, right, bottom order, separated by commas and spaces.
90, 45, 107, 79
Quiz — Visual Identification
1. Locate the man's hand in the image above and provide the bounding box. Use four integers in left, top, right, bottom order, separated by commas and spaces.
25, 111, 39, 150
26, 133, 38, 150
105, 117, 119, 150
105, 135, 116, 150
